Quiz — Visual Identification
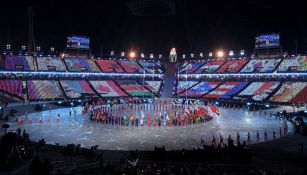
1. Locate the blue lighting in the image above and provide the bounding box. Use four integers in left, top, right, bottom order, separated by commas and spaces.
43, 104, 46, 107
70, 102, 74, 106
78, 99, 82, 103
215, 101, 219, 105
247, 102, 251, 106
265, 104, 270, 108
58, 101, 62, 104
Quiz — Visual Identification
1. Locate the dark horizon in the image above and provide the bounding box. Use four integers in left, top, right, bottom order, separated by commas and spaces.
0, 0, 306, 56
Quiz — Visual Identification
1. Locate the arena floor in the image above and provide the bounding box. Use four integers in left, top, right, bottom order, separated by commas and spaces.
7, 106, 293, 151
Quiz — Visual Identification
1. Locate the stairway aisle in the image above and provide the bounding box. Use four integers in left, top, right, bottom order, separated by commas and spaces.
161, 62, 177, 98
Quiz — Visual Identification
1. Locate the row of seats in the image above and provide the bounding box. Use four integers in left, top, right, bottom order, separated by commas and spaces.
177, 57, 307, 73
115, 80, 154, 97
0, 80, 163, 100
2, 55, 307, 73
0, 55, 165, 73
174, 81, 307, 103
27, 80, 63, 100
270, 82, 307, 103
0, 80, 23, 98
234, 82, 280, 101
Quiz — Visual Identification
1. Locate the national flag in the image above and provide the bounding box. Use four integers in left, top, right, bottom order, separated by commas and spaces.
184, 107, 191, 117
209, 104, 220, 116
129, 112, 134, 121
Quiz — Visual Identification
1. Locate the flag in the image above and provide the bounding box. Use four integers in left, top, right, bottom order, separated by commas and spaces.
129, 112, 134, 121
196, 107, 205, 118
209, 104, 220, 116
184, 107, 191, 117
141, 110, 145, 119
169, 111, 174, 121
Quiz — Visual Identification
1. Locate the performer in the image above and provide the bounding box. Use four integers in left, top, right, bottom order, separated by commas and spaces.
264, 130, 268, 141
29, 116, 32, 124
212, 135, 217, 147
273, 128, 276, 139
147, 113, 151, 127
220, 134, 224, 146
47, 116, 51, 123
39, 116, 43, 124
256, 130, 260, 142
163, 112, 167, 127
140, 110, 144, 126
247, 132, 251, 144
236, 131, 240, 145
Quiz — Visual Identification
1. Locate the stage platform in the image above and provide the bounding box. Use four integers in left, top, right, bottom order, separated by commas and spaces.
7, 106, 293, 151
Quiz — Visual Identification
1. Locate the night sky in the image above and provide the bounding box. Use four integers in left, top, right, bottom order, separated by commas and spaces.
0, 0, 306, 56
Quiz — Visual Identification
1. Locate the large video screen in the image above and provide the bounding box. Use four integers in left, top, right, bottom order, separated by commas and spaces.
67, 36, 90, 49
255, 34, 280, 48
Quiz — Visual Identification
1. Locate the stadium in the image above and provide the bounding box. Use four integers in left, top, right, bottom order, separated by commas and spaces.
0, 0, 307, 174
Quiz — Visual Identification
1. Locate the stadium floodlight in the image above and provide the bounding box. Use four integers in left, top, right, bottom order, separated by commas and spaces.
182, 54, 186, 59
141, 53, 145, 58
36, 46, 41, 52
200, 52, 203, 58
129, 51, 136, 58
50, 47, 55, 52
159, 54, 162, 59
110, 51, 115, 56
150, 54, 154, 59
229, 50, 234, 56
190, 53, 194, 58
121, 52, 125, 57
217, 50, 224, 58
22, 45, 26, 51
240, 50, 245, 56
6, 44, 11, 50
209, 52, 213, 57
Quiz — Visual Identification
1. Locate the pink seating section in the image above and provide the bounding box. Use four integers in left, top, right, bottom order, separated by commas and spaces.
118, 61, 144, 73
0, 80, 23, 98
95, 60, 125, 72
27, 80, 64, 100
217, 60, 248, 73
